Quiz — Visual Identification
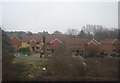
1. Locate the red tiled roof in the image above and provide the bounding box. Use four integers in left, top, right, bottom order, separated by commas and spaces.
30, 41, 36, 47
92, 39, 99, 44
100, 38, 118, 44
11, 36, 21, 41
45, 35, 66, 43
66, 38, 91, 45
65, 38, 91, 50
22, 35, 41, 42
88, 39, 100, 45
11, 36, 22, 47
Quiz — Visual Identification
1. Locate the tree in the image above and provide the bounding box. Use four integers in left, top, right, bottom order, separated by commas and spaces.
42, 46, 86, 80
86, 45, 99, 57
2, 30, 29, 81
67, 29, 79, 37
41, 31, 46, 52
82, 24, 105, 35
78, 30, 86, 38
95, 31, 108, 41
2, 30, 15, 81
81, 24, 118, 41
118, 29, 120, 41
53, 30, 62, 35
0, 28, 2, 81
42, 31, 49, 35
26, 31, 33, 35
6, 31, 26, 39
86, 32, 94, 39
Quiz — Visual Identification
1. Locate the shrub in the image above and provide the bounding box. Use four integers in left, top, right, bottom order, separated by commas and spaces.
86, 46, 99, 58
99, 52, 108, 58
42, 55, 86, 80
2, 30, 15, 81
79, 51, 88, 58
18, 47, 31, 55
84, 57, 119, 80
41, 45, 87, 80
110, 52, 120, 57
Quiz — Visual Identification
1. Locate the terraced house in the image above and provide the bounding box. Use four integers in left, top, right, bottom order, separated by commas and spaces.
65, 38, 100, 54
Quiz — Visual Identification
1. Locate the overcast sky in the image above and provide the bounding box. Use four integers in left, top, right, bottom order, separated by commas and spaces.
0, 1, 118, 33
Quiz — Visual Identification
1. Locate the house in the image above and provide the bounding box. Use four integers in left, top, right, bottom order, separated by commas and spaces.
21, 35, 42, 52
45, 35, 66, 53
87, 39, 100, 46
99, 38, 119, 54
86, 39, 100, 51
11, 33, 119, 56
10, 36, 22, 49
66, 38, 91, 53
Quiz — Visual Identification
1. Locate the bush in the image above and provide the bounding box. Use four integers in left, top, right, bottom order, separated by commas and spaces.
79, 51, 88, 58
2, 30, 15, 81
41, 45, 87, 80
110, 52, 119, 57
42, 55, 86, 80
84, 57, 119, 80
85, 46, 99, 58
99, 52, 108, 58
18, 47, 31, 55
43, 54, 51, 58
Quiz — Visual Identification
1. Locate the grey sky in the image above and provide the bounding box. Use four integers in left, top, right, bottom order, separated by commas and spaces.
1, 2, 118, 33
0, 3, 2, 27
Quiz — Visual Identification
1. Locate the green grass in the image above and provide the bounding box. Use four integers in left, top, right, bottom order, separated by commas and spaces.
14, 56, 40, 62
13, 56, 44, 80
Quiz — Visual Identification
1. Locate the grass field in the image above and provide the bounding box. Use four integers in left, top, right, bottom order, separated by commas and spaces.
12, 56, 119, 81
12, 56, 44, 80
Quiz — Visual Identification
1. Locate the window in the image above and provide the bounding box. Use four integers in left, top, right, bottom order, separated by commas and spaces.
36, 47, 39, 49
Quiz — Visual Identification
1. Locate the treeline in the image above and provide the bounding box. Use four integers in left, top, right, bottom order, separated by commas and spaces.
66, 24, 118, 41
5, 24, 119, 41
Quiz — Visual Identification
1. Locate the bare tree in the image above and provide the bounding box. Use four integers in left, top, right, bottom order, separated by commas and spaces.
53, 30, 62, 35
26, 31, 33, 35
67, 29, 79, 37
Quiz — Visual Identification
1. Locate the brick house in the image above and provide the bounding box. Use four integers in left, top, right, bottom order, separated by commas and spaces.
99, 38, 119, 54
11, 36, 22, 49
66, 38, 91, 53
86, 39, 100, 51
45, 35, 66, 53
21, 35, 42, 52
12, 34, 119, 56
